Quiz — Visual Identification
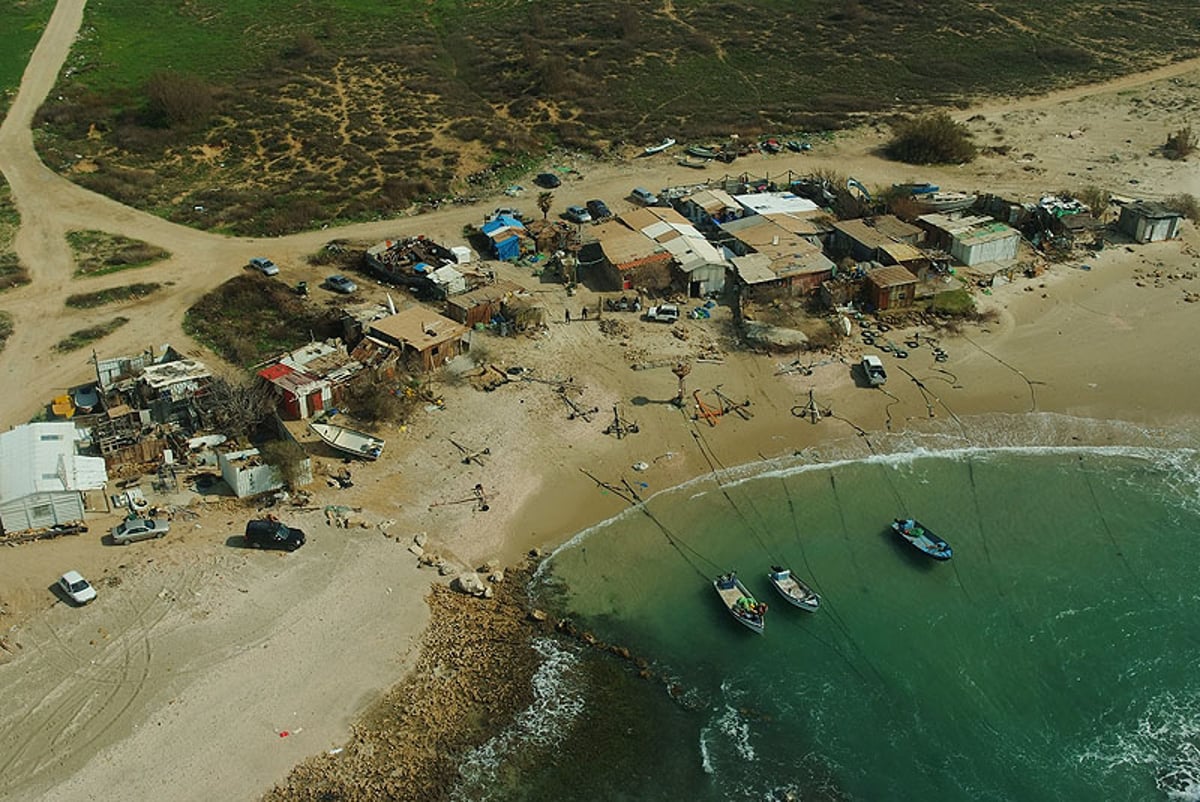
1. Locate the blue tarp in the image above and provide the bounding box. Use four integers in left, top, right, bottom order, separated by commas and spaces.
482, 216, 526, 260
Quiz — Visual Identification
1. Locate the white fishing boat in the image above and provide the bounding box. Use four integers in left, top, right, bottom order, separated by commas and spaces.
915, 192, 977, 213
714, 572, 766, 634
310, 421, 385, 461
767, 566, 820, 612
643, 137, 676, 155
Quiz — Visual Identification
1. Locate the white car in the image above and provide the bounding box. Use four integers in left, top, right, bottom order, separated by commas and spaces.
645, 304, 680, 323
111, 517, 170, 545
58, 571, 97, 605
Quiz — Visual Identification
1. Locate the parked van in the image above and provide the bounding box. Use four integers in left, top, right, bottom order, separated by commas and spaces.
631, 187, 660, 206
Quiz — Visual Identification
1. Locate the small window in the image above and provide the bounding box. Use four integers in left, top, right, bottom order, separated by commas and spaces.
39, 434, 63, 441
32, 504, 52, 518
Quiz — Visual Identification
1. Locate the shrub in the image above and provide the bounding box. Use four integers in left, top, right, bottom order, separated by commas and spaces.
1071, 186, 1111, 215
1163, 193, 1200, 223
1164, 127, 1196, 160
0, 310, 12, 353
342, 374, 418, 425
886, 112, 976, 165
144, 71, 215, 128
930, 288, 976, 316
258, 439, 310, 489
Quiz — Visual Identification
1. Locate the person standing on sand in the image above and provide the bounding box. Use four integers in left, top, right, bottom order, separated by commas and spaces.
565, 309, 571, 323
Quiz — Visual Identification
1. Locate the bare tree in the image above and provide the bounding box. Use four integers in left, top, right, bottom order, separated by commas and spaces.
202, 376, 275, 441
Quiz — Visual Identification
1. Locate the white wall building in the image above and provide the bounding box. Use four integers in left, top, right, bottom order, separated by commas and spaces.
0, 422, 108, 532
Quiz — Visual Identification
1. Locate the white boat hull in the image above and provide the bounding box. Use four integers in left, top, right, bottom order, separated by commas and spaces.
768, 571, 820, 612
310, 422, 385, 461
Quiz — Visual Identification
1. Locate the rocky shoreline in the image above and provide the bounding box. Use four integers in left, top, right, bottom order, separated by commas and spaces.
263, 562, 545, 801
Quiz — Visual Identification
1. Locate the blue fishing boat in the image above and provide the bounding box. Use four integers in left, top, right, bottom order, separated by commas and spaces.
891, 518, 952, 560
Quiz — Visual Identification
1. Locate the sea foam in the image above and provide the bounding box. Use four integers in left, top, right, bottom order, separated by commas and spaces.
453, 637, 585, 799
1078, 690, 1200, 801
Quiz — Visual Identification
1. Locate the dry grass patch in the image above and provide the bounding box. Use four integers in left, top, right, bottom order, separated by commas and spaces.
66, 230, 170, 277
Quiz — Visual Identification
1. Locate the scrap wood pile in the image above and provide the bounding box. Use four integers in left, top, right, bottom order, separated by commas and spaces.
598, 318, 630, 338
0, 521, 88, 546
465, 364, 511, 392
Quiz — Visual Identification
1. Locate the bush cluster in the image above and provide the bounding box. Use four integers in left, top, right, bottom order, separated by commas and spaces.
886, 112, 976, 165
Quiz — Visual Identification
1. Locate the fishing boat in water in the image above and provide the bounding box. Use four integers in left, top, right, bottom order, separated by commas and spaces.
310, 421, 385, 461
643, 137, 676, 155
767, 566, 820, 612
891, 518, 953, 560
714, 572, 766, 634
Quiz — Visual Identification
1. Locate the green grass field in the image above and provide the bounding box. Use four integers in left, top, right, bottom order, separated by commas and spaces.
0, 0, 55, 113
29, 0, 1200, 235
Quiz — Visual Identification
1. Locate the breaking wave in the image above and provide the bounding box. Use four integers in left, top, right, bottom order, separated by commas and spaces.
452, 637, 585, 800
1078, 691, 1200, 801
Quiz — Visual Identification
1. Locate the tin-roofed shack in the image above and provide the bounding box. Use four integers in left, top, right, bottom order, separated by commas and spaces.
865, 265, 919, 311
586, 219, 673, 291
257, 341, 362, 420
830, 218, 925, 268
918, 213, 1020, 267
621, 206, 729, 296
721, 215, 835, 295
1118, 201, 1183, 243
445, 279, 529, 328
367, 305, 470, 371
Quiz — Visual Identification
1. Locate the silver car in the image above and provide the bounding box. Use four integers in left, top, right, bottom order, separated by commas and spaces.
111, 517, 170, 545
248, 257, 280, 276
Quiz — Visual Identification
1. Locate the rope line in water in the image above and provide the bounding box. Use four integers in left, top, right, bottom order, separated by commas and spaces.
1077, 455, 1156, 604
577, 468, 716, 579
687, 426, 782, 566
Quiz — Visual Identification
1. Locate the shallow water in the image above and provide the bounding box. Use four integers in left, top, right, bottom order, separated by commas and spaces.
457, 439, 1200, 801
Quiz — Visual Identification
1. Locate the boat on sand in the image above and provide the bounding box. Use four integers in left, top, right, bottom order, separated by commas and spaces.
643, 137, 676, 155
914, 192, 977, 213
310, 421, 385, 461
891, 518, 953, 560
714, 572, 766, 633
767, 566, 820, 612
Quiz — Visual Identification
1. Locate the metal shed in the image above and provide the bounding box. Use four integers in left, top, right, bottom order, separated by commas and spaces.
1118, 202, 1183, 243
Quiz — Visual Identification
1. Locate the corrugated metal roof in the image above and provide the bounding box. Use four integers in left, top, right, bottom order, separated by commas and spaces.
867, 265, 919, 288
732, 192, 819, 215
732, 254, 777, 285
593, 220, 664, 266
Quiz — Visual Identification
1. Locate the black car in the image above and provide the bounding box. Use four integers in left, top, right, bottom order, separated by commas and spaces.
585, 199, 612, 220
535, 172, 562, 189
244, 518, 306, 551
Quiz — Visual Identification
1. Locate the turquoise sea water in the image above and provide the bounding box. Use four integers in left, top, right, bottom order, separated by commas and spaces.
453, 431, 1200, 801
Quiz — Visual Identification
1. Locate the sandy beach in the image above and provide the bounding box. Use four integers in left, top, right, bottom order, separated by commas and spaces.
2, 4, 1200, 799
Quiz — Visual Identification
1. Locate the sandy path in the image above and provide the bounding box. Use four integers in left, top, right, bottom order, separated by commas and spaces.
0, 511, 429, 802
